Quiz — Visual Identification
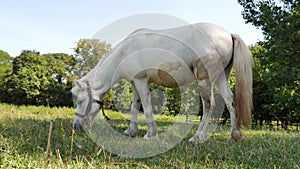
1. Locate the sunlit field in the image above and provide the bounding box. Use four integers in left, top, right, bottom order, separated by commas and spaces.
0, 104, 299, 168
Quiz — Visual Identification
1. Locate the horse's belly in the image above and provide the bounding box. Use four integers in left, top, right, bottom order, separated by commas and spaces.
149, 73, 193, 88
148, 61, 195, 88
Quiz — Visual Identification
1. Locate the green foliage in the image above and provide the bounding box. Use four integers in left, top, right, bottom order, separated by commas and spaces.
111, 80, 133, 112
2, 50, 75, 106
164, 87, 181, 116
239, 0, 300, 126
74, 38, 112, 77
150, 84, 168, 115
0, 50, 13, 101
0, 50, 13, 78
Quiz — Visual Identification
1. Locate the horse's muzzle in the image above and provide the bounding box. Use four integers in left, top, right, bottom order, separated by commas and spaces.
73, 121, 84, 131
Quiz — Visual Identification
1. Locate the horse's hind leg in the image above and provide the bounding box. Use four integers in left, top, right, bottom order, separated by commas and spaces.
133, 78, 158, 140
189, 79, 215, 143
215, 73, 242, 141
123, 86, 140, 137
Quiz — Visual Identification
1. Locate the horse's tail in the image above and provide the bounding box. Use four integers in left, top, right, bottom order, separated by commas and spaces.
232, 34, 253, 128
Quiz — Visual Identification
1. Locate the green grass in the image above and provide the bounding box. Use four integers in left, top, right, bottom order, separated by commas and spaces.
0, 104, 299, 168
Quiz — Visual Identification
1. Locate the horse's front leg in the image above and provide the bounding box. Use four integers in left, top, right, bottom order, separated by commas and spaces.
133, 78, 158, 140
124, 87, 140, 137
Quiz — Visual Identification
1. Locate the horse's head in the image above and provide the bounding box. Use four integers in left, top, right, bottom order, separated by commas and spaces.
72, 80, 104, 131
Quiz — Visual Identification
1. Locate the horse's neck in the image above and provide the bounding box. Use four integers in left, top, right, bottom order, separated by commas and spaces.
86, 52, 120, 99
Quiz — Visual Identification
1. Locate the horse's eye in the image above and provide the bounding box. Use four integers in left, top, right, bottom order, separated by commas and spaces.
77, 100, 82, 104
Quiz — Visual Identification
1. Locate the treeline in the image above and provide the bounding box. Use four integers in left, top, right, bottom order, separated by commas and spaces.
0, 0, 299, 128
0, 50, 75, 106
0, 39, 112, 107
239, 0, 300, 128
0, 40, 184, 115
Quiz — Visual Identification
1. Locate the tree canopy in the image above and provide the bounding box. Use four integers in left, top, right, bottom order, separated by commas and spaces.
0, 50, 13, 78
1, 50, 75, 106
0, 39, 112, 107
74, 39, 112, 77
239, 0, 300, 127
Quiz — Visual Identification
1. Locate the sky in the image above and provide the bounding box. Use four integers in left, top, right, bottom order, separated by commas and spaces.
0, 0, 263, 57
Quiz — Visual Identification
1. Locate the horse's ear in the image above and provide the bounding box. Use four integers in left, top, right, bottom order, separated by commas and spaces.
75, 80, 84, 90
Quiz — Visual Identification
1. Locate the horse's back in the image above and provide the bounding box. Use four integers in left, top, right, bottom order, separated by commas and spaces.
126, 23, 233, 59
115, 23, 233, 86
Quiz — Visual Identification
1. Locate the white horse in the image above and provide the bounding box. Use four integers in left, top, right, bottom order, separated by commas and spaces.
72, 23, 253, 143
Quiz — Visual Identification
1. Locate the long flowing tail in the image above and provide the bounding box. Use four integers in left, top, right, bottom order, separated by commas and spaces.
232, 34, 253, 128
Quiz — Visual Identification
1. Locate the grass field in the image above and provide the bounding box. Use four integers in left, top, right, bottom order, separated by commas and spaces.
0, 104, 299, 168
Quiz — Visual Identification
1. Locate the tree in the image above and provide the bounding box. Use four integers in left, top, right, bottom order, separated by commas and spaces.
74, 39, 112, 77
250, 43, 274, 126
3, 50, 76, 106
4, 50, 44, 105
0, 50, 13, 78
239, 0, 300, 128
41, 53, 76, 106
0, 50, 13, 102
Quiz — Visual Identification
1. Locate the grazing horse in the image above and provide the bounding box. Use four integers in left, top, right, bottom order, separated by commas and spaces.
72, 23, 253, 143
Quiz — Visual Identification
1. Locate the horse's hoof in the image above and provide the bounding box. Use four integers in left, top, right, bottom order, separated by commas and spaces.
189, 134, 207, 143
123, 129, 136, 137
227, 136, 237, 142
143, 133, 158, 140
188, 137, 195, 143
230, 130, 243, 141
